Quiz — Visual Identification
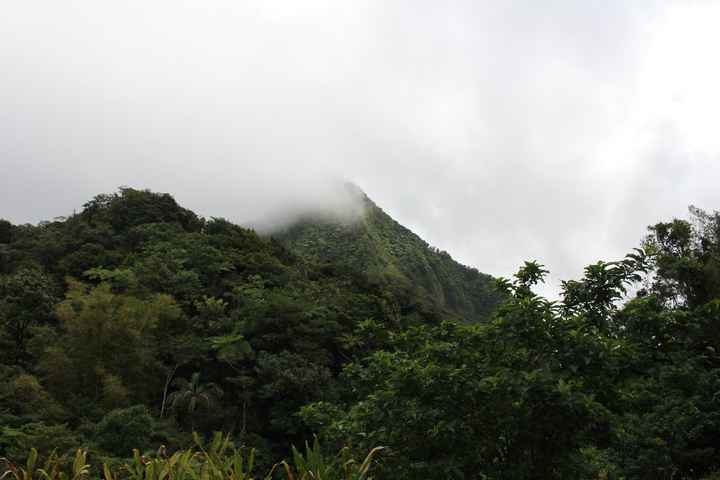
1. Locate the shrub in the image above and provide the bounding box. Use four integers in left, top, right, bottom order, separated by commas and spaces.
95, 405, 153, 457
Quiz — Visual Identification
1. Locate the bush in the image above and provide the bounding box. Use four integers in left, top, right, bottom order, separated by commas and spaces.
1, 434, 382, 480
95, 405, 154, 456
0, 422, 79, 461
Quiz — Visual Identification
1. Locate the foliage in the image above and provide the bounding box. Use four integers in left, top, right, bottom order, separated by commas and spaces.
0, 423, 80, 464
0, 448, 90, 480
167, 374, 223, 432
3, 189, 720, 479
1, 434, 380, 480
0, 188, 413, 464
276, 191, 503, 323
303, 207, 720, 479
0, 268, 58, 364
644, 206, 720, 308
280, 437, 382, 480
95, 406, 154, 458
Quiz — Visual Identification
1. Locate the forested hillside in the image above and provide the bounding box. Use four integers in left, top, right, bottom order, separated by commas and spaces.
2, 189, 720, 479
0, 188, 447, 472
275, 188, 502, 323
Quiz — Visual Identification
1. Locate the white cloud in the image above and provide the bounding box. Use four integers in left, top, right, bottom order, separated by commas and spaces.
1, 0, 719, 296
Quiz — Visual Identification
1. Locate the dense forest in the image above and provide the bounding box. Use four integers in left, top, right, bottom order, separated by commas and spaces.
2, 188, 720, 479
276, 188, 501, 323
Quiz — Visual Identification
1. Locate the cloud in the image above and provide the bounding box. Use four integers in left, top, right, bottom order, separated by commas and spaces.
1, 0, 719, 296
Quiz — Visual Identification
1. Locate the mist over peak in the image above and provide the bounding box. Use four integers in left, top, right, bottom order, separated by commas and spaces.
245, 179, 369, 234
1, 2, 720, 476
2, 0, 720, 296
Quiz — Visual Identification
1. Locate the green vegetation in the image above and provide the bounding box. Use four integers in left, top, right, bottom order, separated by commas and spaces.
276, 190, 503, 323
0, 188, 434, 473
2, 187, 720, 478
0, 432, 382, 480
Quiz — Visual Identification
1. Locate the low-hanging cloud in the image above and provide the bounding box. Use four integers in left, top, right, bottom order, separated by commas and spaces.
2, 0, 720, 296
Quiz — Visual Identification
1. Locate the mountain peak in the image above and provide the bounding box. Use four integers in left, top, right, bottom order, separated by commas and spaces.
247, 180, 369, 234
274, 191, 503, 323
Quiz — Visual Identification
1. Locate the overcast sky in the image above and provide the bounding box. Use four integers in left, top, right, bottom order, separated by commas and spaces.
2, 1, 720, 295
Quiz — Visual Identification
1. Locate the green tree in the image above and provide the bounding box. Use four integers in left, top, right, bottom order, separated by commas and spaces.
95, 405, 154, 456
39, 281, 182, 413
644, 206, 720, 307
168, 372, 223, 431
0, 268, 58, 364
0, 219, 12, 244
303, 254, 650, 479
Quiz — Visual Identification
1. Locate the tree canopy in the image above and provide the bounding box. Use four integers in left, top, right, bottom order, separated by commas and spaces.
2, 189, 720, 479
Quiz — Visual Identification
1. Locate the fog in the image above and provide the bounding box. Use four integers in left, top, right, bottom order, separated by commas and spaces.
2, 0, 720, 295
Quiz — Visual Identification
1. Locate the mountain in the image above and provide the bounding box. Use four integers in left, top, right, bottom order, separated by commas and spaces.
5, 188, 720, 478
0, 187, 501, 466
273, 186, 503, 323
0, 187, 454, 461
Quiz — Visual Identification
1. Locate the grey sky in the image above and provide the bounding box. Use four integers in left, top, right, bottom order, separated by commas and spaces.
2, 1, 720, 296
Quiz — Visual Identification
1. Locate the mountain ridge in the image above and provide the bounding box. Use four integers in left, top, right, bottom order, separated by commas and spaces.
272, 188, 502, 323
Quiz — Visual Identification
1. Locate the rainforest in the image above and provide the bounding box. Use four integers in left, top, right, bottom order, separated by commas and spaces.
1, 188, 720, 479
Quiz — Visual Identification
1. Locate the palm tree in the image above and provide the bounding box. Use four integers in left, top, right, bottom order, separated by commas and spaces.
167, 372, 223, 431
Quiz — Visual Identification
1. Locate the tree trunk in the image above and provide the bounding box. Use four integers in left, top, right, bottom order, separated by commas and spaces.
160, 364, 179, 418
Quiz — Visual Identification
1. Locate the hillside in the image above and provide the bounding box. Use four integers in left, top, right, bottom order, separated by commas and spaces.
4, 189, 720, 478
0, 187, 454, 467
274, 188, 503, 323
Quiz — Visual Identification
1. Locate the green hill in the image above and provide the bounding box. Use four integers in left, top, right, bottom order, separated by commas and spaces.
0, 187, 467, 465
4, 188, 720, 478
273, 188, 503, 323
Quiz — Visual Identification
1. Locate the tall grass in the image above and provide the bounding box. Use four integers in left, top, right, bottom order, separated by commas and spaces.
1, 433, 382, 480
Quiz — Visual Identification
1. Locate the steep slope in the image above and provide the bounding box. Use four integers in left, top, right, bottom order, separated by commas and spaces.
274, 189, 503, 323
0, 187, 450, 462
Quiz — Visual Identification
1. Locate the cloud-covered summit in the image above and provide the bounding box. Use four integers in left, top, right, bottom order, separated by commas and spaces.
2, 0, 720, 296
